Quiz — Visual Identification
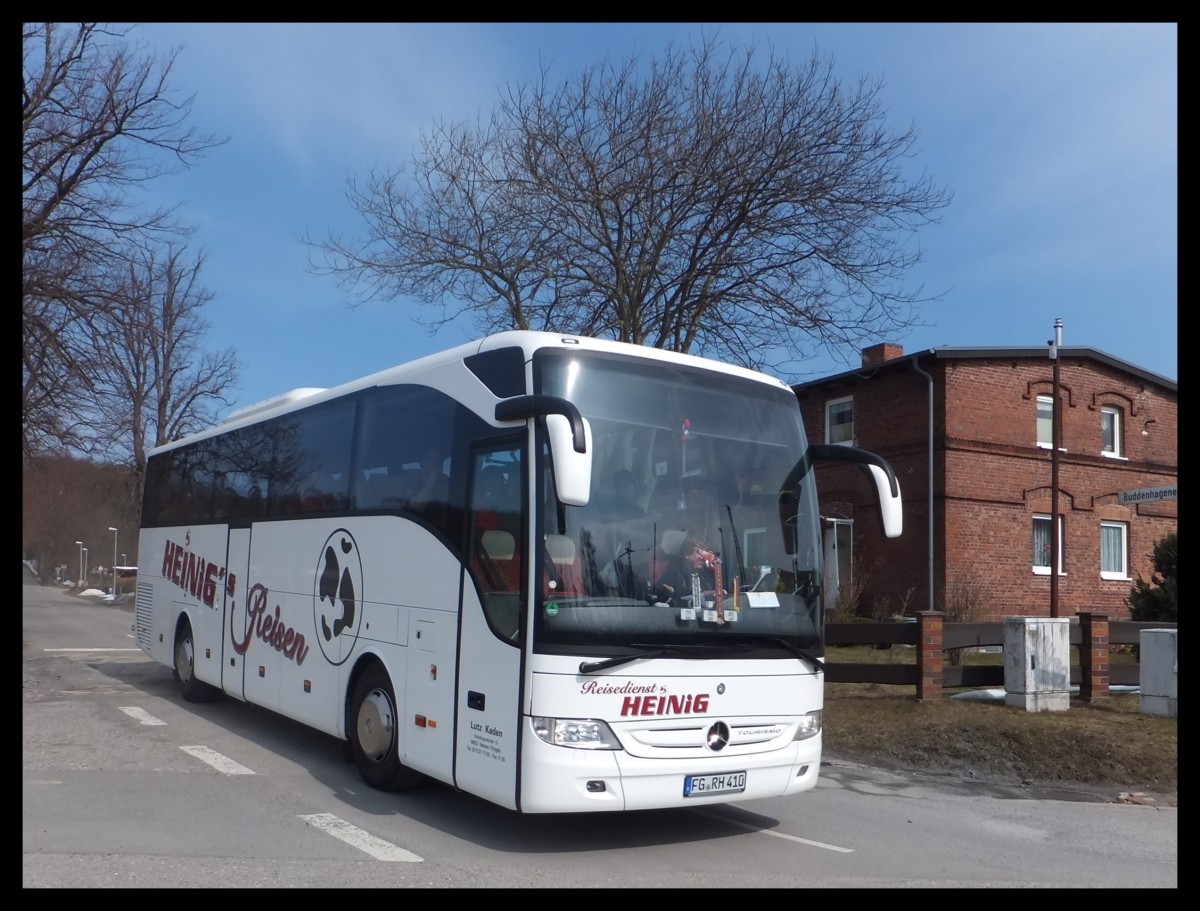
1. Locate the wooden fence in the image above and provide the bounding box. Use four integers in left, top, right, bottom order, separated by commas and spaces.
824, 612, 1176, 700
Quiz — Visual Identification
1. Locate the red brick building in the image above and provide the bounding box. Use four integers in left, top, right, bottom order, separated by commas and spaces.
793, 344, 1177, 622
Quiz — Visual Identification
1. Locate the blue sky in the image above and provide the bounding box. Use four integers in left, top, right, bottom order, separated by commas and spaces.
126, 22, 1178, 415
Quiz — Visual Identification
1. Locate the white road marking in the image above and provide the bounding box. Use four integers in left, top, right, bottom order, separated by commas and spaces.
301, 813, 424, 862
43, 648, 142, 652
39, 637, 417, 865
180, 745, 256, 775
694, 808, 854, 853
119, 706, 166, 725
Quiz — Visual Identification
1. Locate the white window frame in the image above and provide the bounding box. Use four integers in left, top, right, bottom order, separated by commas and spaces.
1036, 395, 1053, 449
825, 396, 855, 446
1100, 521, 1129, 580
742, 527, 768, 574
1100, 405, 1125, 459
1032, 513, 1064, 575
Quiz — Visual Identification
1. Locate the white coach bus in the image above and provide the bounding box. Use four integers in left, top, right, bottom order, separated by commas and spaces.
135, 331, 901, 813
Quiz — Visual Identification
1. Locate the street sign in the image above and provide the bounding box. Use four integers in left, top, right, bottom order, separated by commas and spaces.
1118, 485, 1177, 505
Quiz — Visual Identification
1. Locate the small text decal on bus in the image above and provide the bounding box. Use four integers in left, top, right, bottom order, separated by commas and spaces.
230, 582, 310, 666
161, 537, 235, 608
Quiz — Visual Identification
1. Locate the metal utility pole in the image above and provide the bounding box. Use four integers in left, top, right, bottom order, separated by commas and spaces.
109, 527, 119, 596
912, 358, 935, 612
1048, 318, 1062, 618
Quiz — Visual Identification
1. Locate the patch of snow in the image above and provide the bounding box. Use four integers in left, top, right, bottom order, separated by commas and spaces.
952, 685, 1140, 703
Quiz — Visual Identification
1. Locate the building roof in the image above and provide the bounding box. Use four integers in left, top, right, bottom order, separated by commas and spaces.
791, 345, 1177, 394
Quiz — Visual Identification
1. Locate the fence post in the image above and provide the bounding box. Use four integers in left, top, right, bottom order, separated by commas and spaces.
916, 611, 945, 701
1077, 612, 1110, 701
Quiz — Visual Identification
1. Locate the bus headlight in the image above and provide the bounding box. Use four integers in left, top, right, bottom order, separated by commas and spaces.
793, 709, 821, 741
532, 716, 622, 750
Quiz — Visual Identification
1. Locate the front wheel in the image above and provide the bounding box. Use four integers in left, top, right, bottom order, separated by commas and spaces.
174, 619, 219, 703
349, 663, 425, 792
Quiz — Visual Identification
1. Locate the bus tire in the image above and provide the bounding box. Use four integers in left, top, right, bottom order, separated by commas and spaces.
349, 662, 425, 792
173, 618, 219, 703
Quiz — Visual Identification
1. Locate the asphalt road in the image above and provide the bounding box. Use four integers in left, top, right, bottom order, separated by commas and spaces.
22, 579, 1177, 889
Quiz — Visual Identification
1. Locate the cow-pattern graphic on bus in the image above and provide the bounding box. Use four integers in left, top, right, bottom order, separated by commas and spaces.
313, 528, 363, 665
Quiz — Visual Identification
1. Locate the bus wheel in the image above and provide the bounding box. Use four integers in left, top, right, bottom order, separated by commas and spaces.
173, 619, 219, 703
349, 663, 425, 792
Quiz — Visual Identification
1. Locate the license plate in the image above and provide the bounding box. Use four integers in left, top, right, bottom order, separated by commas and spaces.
683, 771, 747, 797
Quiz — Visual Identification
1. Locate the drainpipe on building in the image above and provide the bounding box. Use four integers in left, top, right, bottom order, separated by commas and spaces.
1048, 319, 1063, 619
912, 356, 935, 613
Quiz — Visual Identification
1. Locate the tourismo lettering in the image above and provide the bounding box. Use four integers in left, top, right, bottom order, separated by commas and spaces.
162, 538, 235, 607
230, 582, 310, 666
619, 693, 710, 716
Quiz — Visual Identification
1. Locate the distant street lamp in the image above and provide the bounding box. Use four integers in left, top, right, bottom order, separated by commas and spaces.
108, 527, 119, 596
82, 548, 88, 586
75, 540, 83, 587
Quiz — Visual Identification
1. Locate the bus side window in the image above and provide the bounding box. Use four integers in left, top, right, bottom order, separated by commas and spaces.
474, 530, 520, 640
468, 447, 524, 641
373, 471, 412, 509
246, 484, 265, 515
545, 533, 582, 594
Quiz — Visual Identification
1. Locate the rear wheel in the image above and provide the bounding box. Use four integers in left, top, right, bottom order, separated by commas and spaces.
349, 662, 425, 792
173, 619, 219, 703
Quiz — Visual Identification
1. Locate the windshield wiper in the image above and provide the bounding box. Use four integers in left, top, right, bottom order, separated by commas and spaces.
746, 636, 824, 672
579, 650, 668, 674
577, 643, 709, 674
718, 636, 823, 672
577, 639, 822, 675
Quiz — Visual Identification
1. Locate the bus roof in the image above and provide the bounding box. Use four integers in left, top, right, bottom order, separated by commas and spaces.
225, 387, 328, 423
149, 331, 791, 456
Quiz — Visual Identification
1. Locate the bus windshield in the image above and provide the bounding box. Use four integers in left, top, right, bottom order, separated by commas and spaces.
534, 349, 823, 655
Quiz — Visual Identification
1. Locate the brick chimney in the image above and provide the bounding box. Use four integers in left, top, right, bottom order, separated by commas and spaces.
862, 342, 904, 366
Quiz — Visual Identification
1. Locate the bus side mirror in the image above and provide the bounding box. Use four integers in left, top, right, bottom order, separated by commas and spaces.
547, 414, 592, 506
804, 444, 904, 539
866, 463, 903, 538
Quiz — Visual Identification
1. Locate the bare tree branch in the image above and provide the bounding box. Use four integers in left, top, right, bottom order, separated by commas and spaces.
84, 243, 239, 513
308, 35, 951, 375
22, 22, 228, 461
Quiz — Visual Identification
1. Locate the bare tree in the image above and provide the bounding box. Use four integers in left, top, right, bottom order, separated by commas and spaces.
310, 36, 951, 375
22, 22, 227, 461
22, 454, 140, 586
86, 242, 240, 513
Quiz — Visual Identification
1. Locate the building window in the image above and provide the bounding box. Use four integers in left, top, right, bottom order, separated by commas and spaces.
1036, 395, 1053, 448
826, 396, 854, 446
1100, 521, 1129, 580
1100, 405, 1124, 458
1032, 514, 1063, 575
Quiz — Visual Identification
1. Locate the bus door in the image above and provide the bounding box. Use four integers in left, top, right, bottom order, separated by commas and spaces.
453, 444, 524, 809
221, 526, 252, 699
